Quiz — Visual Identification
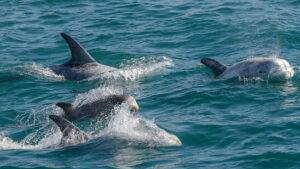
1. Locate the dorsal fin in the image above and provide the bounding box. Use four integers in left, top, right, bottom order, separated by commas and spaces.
56, 102, 74, 114
49, 115, 88, 140
201, 58, 227, 77
49, 115, 74, 133
61, 33, 96, 65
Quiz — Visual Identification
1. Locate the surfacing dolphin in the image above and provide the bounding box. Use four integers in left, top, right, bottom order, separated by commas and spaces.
51, 33, 117, 81
49, 115, 89, 146
201, 57, 294, 81
56, 95, 139, 122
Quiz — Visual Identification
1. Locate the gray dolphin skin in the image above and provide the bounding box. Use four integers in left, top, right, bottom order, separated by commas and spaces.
201, 57, 294, 81
56, 95, 139, 121
51, 33, 117, 81
49, 115, 89, 146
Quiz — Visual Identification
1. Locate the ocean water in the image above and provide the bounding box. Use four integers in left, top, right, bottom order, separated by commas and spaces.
1, 0, 300, 168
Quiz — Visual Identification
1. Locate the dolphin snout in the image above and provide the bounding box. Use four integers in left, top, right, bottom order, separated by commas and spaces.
268, 60, 295, 81
130, 100, 139, 112
127, 96, 139, 112
269, 69, 294, 81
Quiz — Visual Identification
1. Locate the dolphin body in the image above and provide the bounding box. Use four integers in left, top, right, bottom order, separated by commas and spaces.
49, 115, 89, 146
201, 57, 294, 81
56, 95, 139, 122
51, 33, 117, 81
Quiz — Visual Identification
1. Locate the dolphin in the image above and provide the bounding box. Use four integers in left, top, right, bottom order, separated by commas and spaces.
56, 95, 139, 122
51, 33, 117, 81
49, 115, 89, 146
201, 57, 294, 81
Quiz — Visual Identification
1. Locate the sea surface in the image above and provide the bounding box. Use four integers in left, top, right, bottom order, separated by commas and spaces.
1, 0, 300, 168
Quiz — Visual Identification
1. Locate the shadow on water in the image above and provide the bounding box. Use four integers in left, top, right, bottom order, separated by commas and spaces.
0, 72, 24, 83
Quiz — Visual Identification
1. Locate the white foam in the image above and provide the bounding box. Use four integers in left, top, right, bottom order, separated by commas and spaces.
86, 56, 174, 82
0, 126, 61, 150
17, 56, 173, 83
18, 63, 65, 81
96, 104, 182, 147
0, 94, 181, 149
72, 85, 124, 107
15, 105, 62, 127
0, 132, 36, 150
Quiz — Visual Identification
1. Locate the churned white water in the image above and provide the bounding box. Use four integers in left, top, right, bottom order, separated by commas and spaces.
0, 76, 181, 150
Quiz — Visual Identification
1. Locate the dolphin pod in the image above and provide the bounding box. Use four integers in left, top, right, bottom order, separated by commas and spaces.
56, 94, 139, 122
201, 57, 294, 81
35, 33, 295, 147
51, 33, 117, 81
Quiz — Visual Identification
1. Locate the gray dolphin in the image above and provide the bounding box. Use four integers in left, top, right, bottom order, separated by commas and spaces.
201, 57, 294, 81
49, 115, 89, 146
51, 33, 117, 81
56, 95, 139, 122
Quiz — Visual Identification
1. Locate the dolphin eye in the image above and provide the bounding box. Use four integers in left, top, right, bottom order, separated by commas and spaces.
259, 71, 263, 73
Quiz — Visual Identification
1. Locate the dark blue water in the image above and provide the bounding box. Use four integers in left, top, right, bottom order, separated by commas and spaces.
1, 0, 300, 168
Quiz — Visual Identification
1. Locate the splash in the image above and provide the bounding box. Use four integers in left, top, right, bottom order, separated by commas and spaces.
72, 87, 181, 147
72, 85, 124, 107
15, 105, 62, 127
17, 63, 65, 81
118, 56, 174, 80
16, 56, 173, 82
86, 56, 174, 82
0, 88, 181, 149
0, 127, 62, 150
0, 132, 36, 150
96, 104, 182, 147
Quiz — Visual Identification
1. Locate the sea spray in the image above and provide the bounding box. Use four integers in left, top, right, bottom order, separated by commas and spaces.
85, 56, 174, 82
1, 87, 181, 149
18, 63, 65, 81
97, 103, 182, 147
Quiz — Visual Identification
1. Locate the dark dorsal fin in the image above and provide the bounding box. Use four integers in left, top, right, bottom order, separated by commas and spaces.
200, 58, 227, 77
56, 102, 73, 114
61, 33, 96, 65
49, 115, 88, 139
49, 115, 74, 133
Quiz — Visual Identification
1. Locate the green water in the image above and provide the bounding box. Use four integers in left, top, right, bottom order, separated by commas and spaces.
1, 0, 300, 168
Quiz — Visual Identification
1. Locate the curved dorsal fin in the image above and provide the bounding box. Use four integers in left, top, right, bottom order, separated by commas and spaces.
201, 58, 227, 77
49, 115, 74, 133
49, 115, 88, 139
61, 33, 96, 65
56, 102, 74, 114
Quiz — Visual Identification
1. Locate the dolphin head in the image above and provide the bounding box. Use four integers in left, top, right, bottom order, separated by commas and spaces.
110, 95, 139, 112
127, 96, 139, 112
262, 58, 294, 81
240, 58, 294, 81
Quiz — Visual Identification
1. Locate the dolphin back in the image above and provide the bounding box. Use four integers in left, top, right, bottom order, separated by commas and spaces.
201, 58, 227, 77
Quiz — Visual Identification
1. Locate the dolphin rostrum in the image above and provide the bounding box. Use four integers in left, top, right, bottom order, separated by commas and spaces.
56, 95, 139, 122
51, 33, 117, 81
